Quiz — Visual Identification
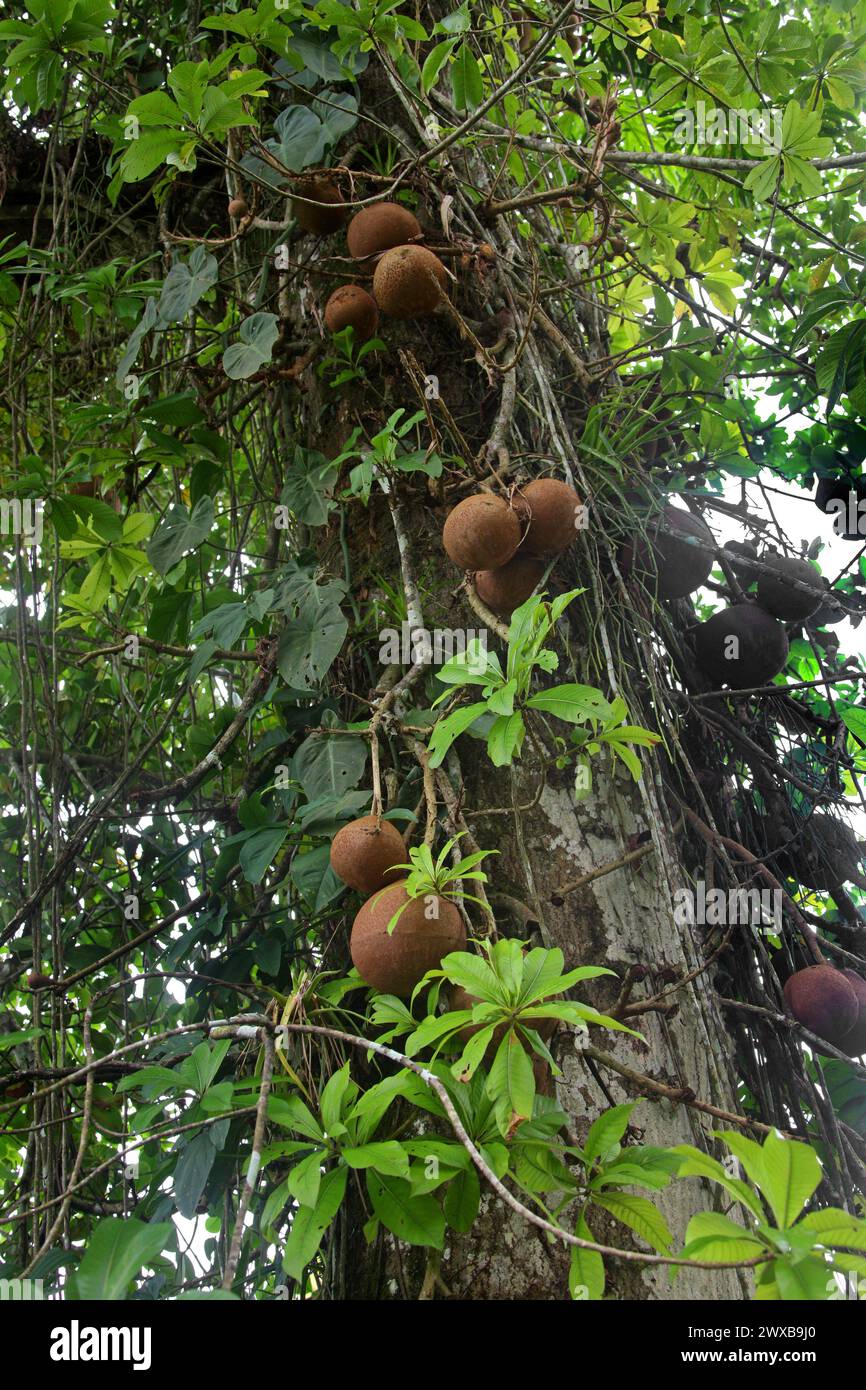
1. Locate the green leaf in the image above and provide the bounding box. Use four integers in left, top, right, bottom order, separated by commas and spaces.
451, 41, 482, 111
120, 129, 186, 183
799, 1207, 866, 1250
592, 1191, 673, 1254
287, 1149, 323, 1208
72, 1218, 173, 1300
671, 1143, 765, 1221
158, 245, 218, 322
276, 587, 347, 690
775, 1256, 836, 1301
293, 716, 367, 800
147, 497, 214, 573
267, 1095, 324, 1142
222, 312, 280, 380
569, 1215, 605, 1300
283, 1166, 348, 1280
428, 701, 488, 768
421, 37, 455, 92
281, 448, 340, 526
320, 1062, 354, 1136
722, 1128, 820, 1228
366, 1172, 446, 1248
443, 1164, 480, 1232
173, 1130, 218, 1218
486, 710, 525, 766
526, 683, 613, 722
239, 825, 289, 884
341, 1142, 410, 1178
486, 1032, 535, 1134
584, 1103, 638, 1164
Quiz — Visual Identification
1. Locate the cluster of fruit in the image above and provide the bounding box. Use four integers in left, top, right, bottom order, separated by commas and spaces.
784, 964, 866, 1055
329, 815, 464, 996
622, 502, 825, 690
297, 179, 451, 338
230, 185, 449, 334
441, 478, 582, 615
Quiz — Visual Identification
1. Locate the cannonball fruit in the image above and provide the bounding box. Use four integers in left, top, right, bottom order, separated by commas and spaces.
515, 479, 582, 558
329, 816, 406, 896
475, 554, 545, 617
693, 604, 789, 688
372, 245, 448, 319
323, 285, 379, 343
291, 177, 348, 235
756, 552, 822, 623
442, 493, 521, 571
721, 539, 759, 585
228, 197, 248, 219
795, 814, 866, 892
783, 965, 860, 1049
840, 970, 866, 1056
809, 578, 845, 627
350, 882, 466, 996
347, 203, 421, 260
622, 505, 714, 600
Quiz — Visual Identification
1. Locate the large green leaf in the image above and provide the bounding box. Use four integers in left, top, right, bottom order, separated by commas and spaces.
158, 245, 218, 323
366, 1172, 446, 1248
276, 582, 348, 690
222, 312, 279, 380
147, 497, 214, 573
72, 1218, 173, 1300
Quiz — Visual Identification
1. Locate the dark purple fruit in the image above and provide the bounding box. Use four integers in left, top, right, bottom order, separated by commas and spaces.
783, 965, 859, 1048
756, 552, 822, 623
840, 970, 866, 1057
621, 505, 714, 600
693, 604, 788, 688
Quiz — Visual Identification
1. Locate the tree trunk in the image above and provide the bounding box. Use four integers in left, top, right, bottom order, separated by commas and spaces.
291, 37, 755, 1305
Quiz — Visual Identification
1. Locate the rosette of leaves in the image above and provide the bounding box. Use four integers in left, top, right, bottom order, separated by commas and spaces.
383, 832, 495, 934
404, 938, 641, 1136
428, 591, 660, 779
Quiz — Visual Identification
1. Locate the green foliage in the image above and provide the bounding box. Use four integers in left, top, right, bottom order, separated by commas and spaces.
2, 0, 866, 1307
429, 591, 659, 774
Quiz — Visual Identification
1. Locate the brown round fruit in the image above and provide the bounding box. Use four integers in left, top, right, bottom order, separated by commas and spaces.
228, 197, 248, 219
693, 604, 788, 688
756, 552, 822, 623
841, 970, 866, 1057
475, 554, 545, 617
291, 177, 348, 236
330, 816, 406, 896
783, 965, 859, 1048
515, 479, 582, 558
442, 493, 521, 571
347, 202, 421, 260
323, 285, 379, 343
622, 505, 714, 600
350, 882, 466, 996
372, 245, 448, 319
